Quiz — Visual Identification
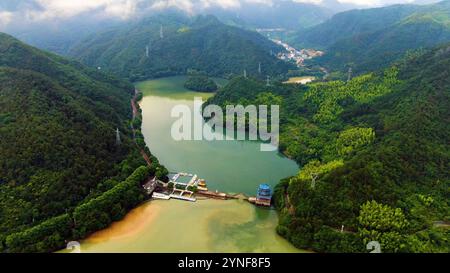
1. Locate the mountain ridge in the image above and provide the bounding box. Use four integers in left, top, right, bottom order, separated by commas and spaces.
291, 1, 450, 75
0, 33, 167, 252
68, 14, 296, 81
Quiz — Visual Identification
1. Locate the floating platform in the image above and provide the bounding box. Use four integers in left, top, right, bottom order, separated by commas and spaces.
152, 192, 170, 200
169, 194, 196, 202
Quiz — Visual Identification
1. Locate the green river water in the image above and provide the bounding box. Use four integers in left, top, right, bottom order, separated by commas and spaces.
75, 76, 302, 253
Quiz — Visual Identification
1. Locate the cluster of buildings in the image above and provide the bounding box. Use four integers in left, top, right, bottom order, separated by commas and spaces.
272, 39, 324, 67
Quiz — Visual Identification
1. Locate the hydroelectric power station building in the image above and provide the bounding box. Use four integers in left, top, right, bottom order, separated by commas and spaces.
255, 184, 272, 207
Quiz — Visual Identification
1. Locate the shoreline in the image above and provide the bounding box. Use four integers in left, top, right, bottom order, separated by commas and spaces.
86, 201, 163, 244
86, 77, 301, 253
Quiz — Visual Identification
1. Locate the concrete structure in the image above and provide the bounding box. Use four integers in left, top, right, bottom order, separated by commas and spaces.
255, 184, 272, 207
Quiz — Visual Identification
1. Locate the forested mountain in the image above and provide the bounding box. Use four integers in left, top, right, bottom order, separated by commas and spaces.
292, 1, 450, 75
206, 43, 450, 252
0, 1, 347, 56
68, 14, 295, 81
206, 1, 334, 30
0, 33, 166, 252
291, 4, 421, 49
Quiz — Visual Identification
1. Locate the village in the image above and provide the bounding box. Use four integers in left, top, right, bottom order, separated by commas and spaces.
272, 39, 324, 67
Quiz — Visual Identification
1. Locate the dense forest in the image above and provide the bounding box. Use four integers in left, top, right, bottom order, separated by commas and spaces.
291, 1, 450, 76
1, 1, 449, 254
184, 75, 218, 92
0, 33, 167, 252
68, 14, 295, 82
206, 43, 450, 252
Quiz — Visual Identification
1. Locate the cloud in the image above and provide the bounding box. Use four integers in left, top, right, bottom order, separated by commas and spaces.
25, 0, 143, 20
150, 0, 196, 13
0, 11, 14, 28
293, 0, 418, 6
150, 0, 243, 14
0, 0, 433, 26
337, 0, 415, 6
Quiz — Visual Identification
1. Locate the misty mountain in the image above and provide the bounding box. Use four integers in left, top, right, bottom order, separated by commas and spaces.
203, 1, 335, 30
293, 0, 450, 74
68, 14, 295, 81
0, 0, 355, 54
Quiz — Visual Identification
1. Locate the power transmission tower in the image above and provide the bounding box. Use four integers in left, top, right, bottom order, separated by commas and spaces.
347, 67, 353, 82
244, 69, 247, 78
116, 128, 121, 146
266, 75, 271, 86
258, 62, 262, 74
160, 25, 164, 39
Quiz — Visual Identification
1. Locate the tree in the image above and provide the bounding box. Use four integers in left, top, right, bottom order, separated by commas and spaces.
297, 160, 344, 189
358, 200, 408, 253
184, 75, 218, 92
336, 127, 375, 157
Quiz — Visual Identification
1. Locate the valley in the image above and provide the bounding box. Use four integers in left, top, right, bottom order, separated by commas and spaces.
66, 76, 301, 253
0, 0, 449, 255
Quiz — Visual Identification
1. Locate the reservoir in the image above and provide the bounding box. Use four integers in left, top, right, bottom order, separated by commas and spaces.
76, 76, 301, 253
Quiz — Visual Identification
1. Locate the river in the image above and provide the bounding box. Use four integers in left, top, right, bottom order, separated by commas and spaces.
73, 76, 302, 253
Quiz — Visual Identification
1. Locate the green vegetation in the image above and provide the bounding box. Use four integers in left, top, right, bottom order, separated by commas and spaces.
291, 4, 421, 49
187, 186, 198, 193
357, 200, 408, 252
5, 166, 151, 253
69, 15, 294, 81
336, 127, 375, 157
291, 1, 450, 75
184, 75, 218, 92
0, 33, 167, 252
206, 43, 450, 252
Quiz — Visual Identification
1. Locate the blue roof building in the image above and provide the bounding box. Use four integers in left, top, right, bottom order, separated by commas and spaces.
256, 184, 272, 207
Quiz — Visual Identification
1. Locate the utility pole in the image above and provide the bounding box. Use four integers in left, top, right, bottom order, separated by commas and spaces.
258, 62, 262, 74
311, 173, 318, 189
116, 128, 121, 146
244, 69, 247, 78
146, 45, 149, 58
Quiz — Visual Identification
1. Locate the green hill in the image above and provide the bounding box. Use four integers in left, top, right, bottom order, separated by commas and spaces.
291, 4, 420, 49
68, 14, 294, 81
0, 33, 166, 252
292, 1, 450, 75
205, 43, 450, 252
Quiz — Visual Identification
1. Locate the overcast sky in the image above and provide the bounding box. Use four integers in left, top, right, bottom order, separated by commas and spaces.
0, 0, 440, 29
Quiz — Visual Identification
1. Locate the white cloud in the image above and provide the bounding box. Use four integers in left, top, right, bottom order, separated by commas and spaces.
150, 0, 195, 13
292, 0, 324, 5
23, 0, 143, 21
150, 0, 243, 14
0, 0, 434, 24
0, 11, 14, 28
244, 0, 274, 5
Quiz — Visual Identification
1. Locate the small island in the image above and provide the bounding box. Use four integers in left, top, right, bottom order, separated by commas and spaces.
184, 75, 218, 92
